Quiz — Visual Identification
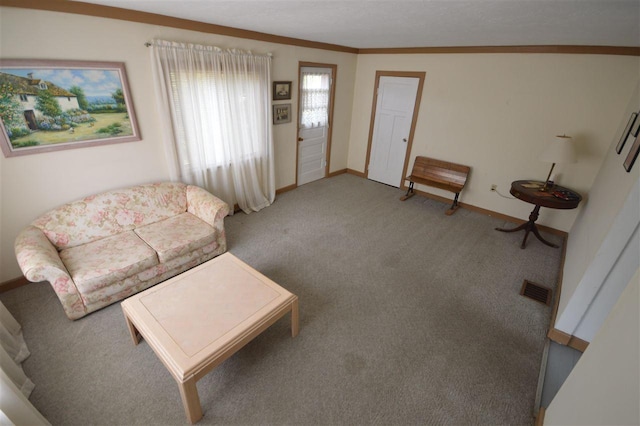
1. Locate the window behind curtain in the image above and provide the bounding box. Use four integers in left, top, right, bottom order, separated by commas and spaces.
169, 70, 266, 170
151, 40, 275, 214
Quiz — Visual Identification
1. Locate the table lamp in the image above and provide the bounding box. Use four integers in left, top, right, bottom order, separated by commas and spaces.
539, 135, 577, 191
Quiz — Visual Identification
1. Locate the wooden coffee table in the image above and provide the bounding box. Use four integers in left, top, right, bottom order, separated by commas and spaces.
121, 252, 299, 424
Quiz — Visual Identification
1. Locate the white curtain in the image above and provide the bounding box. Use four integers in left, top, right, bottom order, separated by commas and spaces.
300, 71, 330, 129
0, 301, 48, 425
150, 39, 275, 214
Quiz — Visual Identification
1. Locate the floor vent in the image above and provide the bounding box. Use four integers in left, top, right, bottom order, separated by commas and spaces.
520, 280, 552, 306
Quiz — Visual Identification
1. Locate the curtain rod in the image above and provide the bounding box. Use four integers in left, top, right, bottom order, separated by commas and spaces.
144, 41, 273, 57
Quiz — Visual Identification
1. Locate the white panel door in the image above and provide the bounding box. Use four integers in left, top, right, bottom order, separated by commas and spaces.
298, 67, 332, 186
368, 76, 420, 187
298, 126, 327, 185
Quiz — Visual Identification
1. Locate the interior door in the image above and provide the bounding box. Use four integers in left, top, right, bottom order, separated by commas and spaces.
298, 125, 327, 185
367, 76, 420, 187
298, 66, 333, 186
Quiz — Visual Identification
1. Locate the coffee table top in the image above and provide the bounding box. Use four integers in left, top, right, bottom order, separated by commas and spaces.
121, 252, 296, 381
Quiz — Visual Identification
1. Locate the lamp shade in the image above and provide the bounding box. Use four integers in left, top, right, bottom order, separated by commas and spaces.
539, 135, 577, 164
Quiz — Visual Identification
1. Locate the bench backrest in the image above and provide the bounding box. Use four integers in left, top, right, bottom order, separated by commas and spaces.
410, 156, 470, 191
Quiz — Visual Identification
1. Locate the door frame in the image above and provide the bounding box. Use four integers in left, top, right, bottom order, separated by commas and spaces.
364, 71, 426, 187
296, 62, 337, 186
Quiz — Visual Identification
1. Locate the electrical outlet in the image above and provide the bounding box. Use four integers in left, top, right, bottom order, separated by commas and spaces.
490, 184, 497, 191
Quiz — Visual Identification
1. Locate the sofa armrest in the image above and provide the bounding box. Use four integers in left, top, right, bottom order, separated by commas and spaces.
15, 225, 69, 281
14, 226, 86, 320
186, 185, 230, 229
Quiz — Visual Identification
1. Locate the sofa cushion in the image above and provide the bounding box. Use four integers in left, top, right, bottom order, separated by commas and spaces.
60, 231, 158, 294
32, 182, 188, 250
134, 213, 216, 263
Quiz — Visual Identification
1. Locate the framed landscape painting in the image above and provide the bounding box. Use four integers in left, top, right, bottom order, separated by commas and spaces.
0, 59, 140, 157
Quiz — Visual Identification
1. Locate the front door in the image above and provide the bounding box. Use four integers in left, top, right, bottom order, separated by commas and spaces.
24, 110, 37, 130
367, 76, 421, 187
297, 66, 334, 186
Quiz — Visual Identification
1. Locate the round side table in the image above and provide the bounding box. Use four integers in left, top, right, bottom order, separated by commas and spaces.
495, 180, 582, 249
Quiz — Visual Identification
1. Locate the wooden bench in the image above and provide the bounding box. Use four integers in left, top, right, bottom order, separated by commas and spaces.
400, 156, 471, 215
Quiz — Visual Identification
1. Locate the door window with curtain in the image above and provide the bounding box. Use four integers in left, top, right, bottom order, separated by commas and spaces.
150, 39, 275, 214
300, 70, 331, 128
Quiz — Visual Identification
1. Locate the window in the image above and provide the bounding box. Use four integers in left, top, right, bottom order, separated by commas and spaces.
151, 39, 275, 213
300, 71, 331, 128
168, 70, 266, 170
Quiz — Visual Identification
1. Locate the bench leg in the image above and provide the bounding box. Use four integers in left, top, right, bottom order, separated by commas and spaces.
445, 192, 461, 216
400, 181, 415, 201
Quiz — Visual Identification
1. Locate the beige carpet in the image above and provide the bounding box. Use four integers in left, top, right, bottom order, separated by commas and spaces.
1, 174, 563, 425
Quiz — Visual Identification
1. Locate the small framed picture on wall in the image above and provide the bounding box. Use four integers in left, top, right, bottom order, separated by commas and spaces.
273, 81, 291, 100
623, 133, 640, 172
616, 112, 637, 154
273, 103, 291, 124
632, 113, 640, 137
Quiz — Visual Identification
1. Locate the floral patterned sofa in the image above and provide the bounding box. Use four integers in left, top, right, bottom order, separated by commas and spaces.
14, 182, 229, 320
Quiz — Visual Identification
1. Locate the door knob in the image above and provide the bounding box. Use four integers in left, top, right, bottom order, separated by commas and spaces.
298, 137, 304, 141
402, 138, 407, 143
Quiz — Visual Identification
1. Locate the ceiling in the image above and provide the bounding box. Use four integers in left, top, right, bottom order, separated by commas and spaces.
73, 0, 640, 49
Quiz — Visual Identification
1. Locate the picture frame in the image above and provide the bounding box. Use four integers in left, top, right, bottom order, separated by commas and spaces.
273, 81, 292, 100
631, 112, 640, 137
273, 103, 292, 124
623, 133, 640, 172
616, 112, 637, 154
0, 59, 141, 157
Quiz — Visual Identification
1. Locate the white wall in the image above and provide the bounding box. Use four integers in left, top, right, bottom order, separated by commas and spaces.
572, 221, 638, 340
0, 7, 357, 282
554, 82, 640, 341
555, 177, 639, 342
348, 54, 640, 231
545, 269, 639, 425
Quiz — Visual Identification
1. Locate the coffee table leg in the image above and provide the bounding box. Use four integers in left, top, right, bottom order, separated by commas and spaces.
178, 377, 203, 424
291, 297, 299, 338
123, 310, 141, 345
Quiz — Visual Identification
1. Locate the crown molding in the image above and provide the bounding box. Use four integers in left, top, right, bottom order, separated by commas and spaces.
358, 45, 640, 56
1, 0, 638, 56
0, 0, 358, 54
